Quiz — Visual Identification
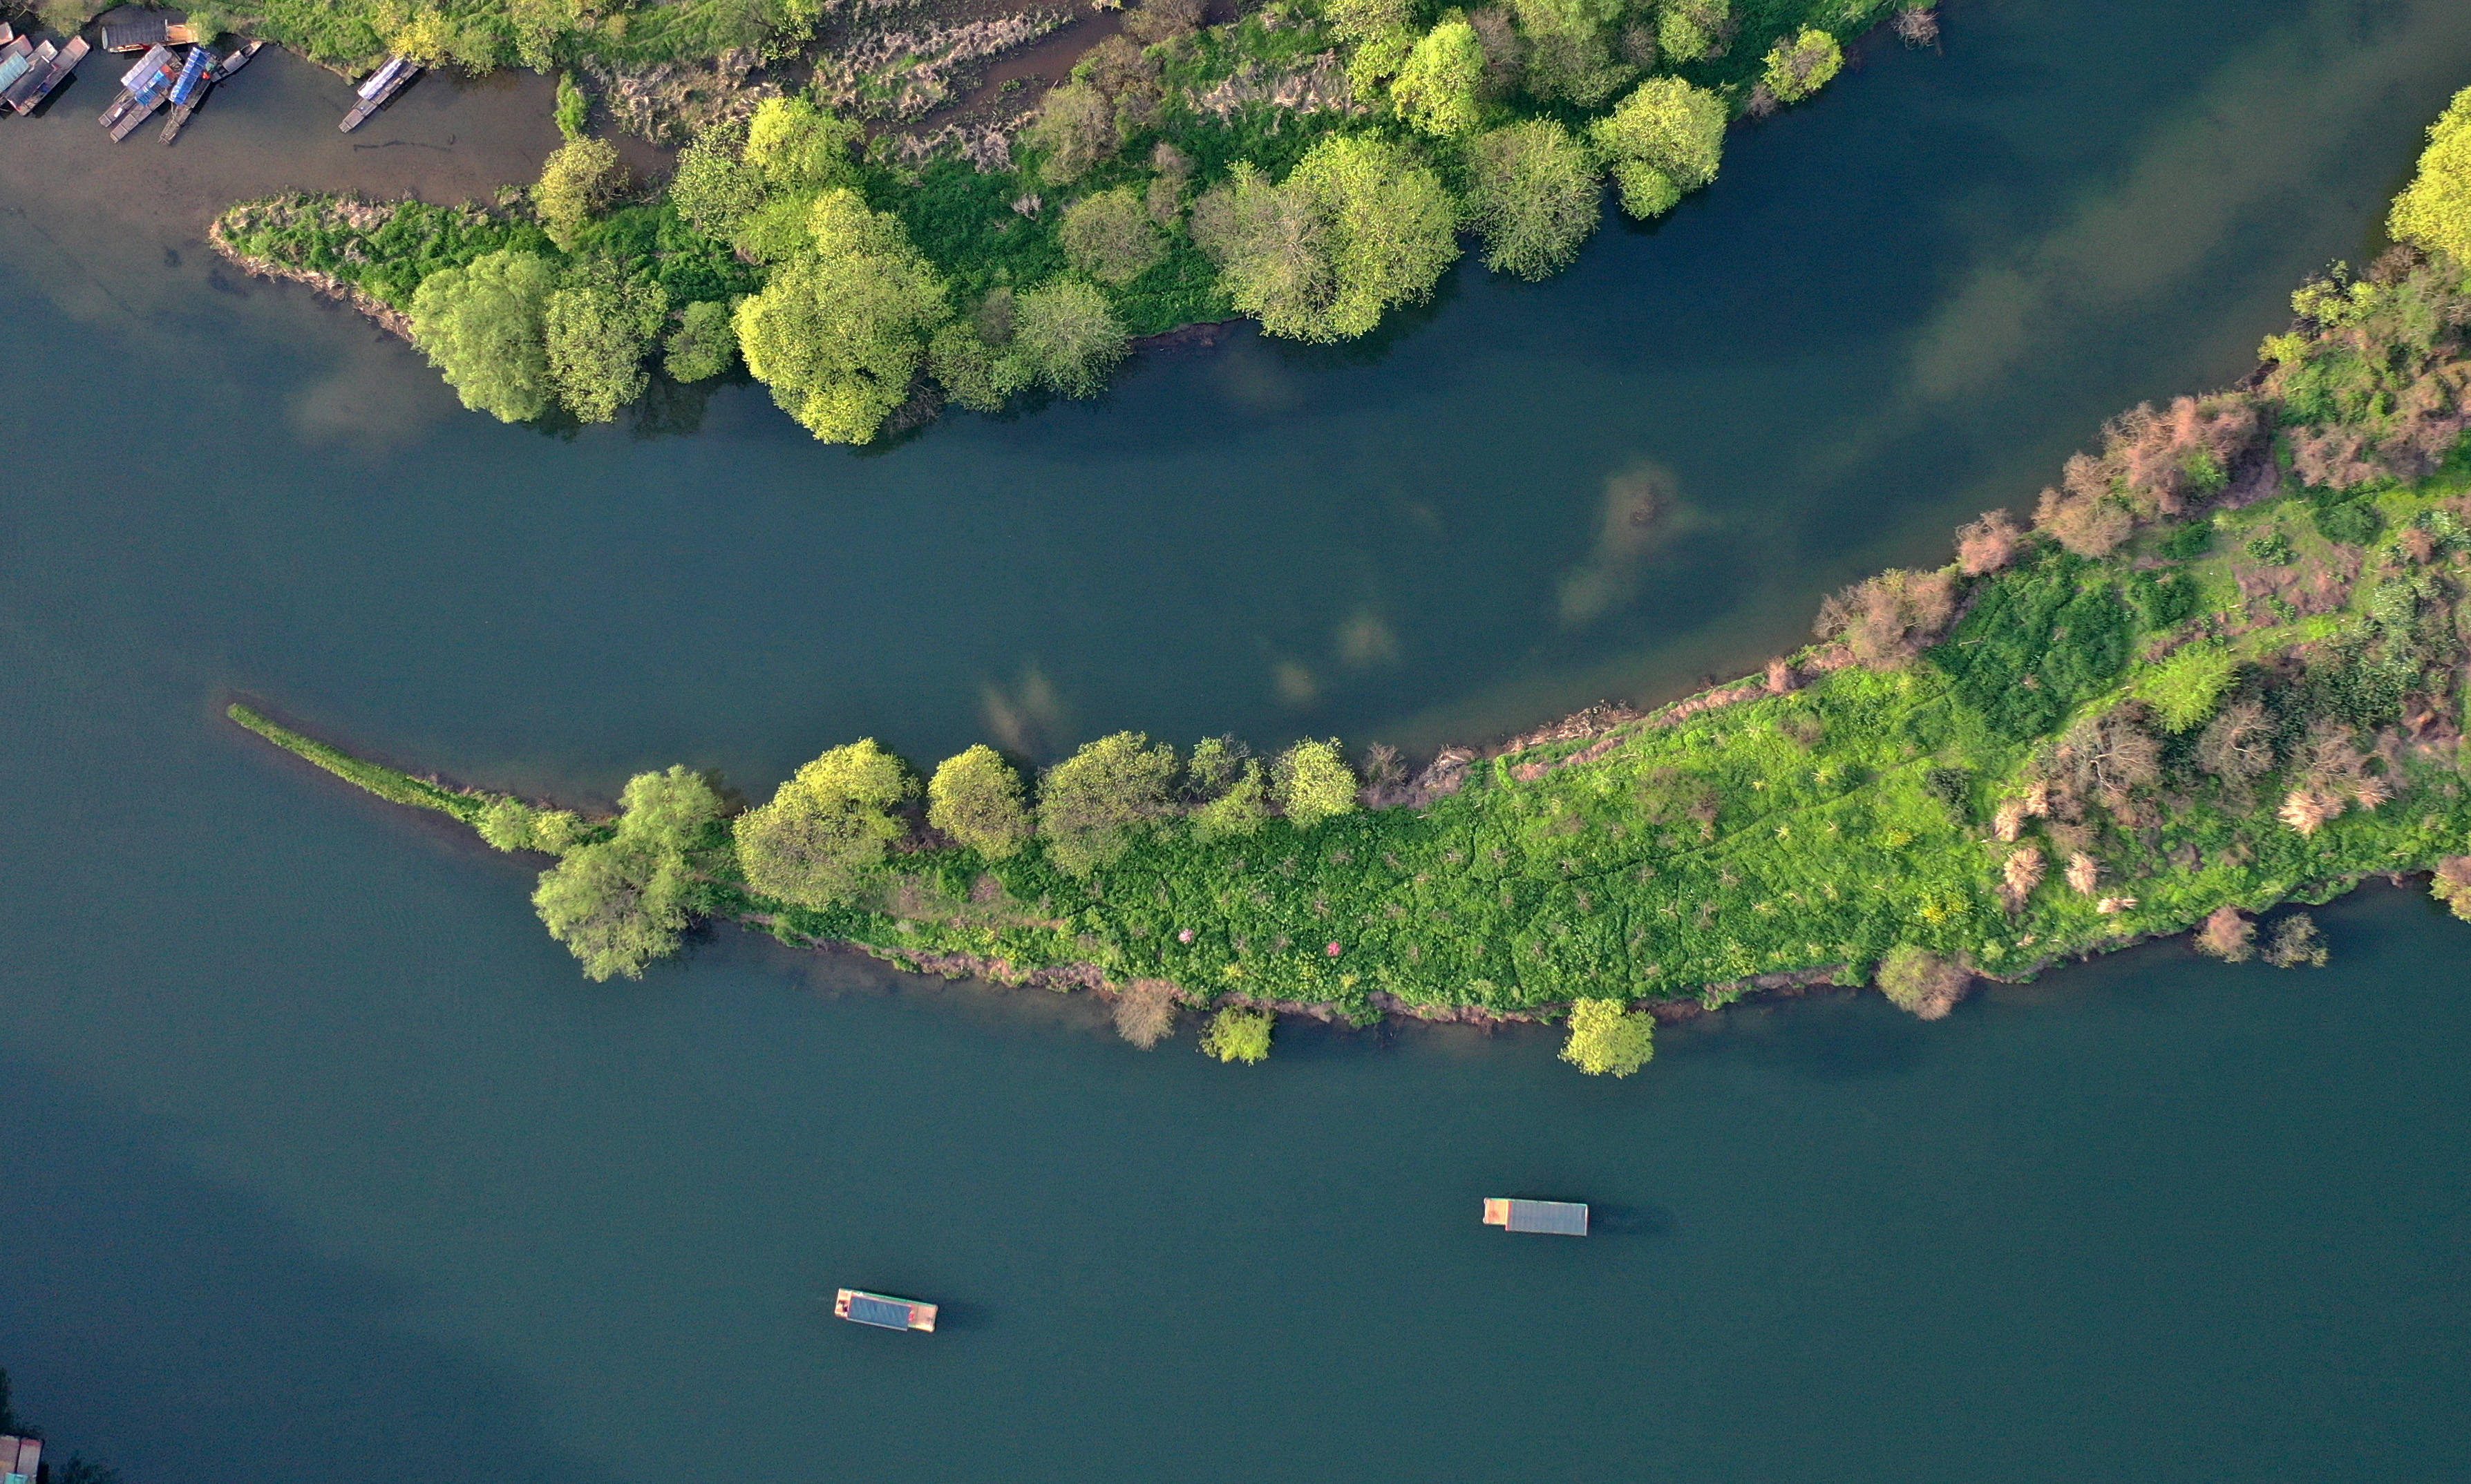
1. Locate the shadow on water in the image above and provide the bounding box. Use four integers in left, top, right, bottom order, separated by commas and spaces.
0, 1060, 614, 1484
1699, 994, 1937, 1083
1583, 1203, 1677, 1238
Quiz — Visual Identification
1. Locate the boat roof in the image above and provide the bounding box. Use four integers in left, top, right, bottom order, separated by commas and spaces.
844, 1293, 916, 1328
1503, 1199, 1589, 1235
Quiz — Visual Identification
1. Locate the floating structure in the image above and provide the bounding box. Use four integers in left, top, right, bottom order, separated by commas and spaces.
835, 1288, 938, 1332
218, 38, 264, 77
97, 9, 199, 52
2, 35, 85, 114
154, 39, 212, 141
0, 1434, 39, 1484
1482, 1197, 1590, 1235
339, 55, 417, 132
98, 41, 178, 140
0, 33, 33, 98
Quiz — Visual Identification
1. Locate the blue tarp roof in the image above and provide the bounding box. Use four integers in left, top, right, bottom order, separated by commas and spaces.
845, 1294, 915, 1329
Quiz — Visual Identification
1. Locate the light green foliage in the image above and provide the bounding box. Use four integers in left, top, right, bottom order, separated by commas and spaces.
185, 5, 230, 43
1025, 81, 1121, 186
1190, 750, 1270, 841
1012, 278, 1130, 399
477, 795, 542, 850
1194, 136, 1459, 344
1274, 740, 1358, 829
1762, 28, 1842, 104
1199, 1006, 1274, 1063
2390, 84, 2471, 263
554, 72, 589, 140
408, 248, 558, 423
1463, 118, 1602, 280
533, 137, 623, 252
667, 119, 766, 242
733, 191, 952, 443
545, 258, 668, 422
1656, 0, 1728, 65
742, 97, 863, 195
929, 745, 1034, 861
1559, 998, 1654, 1076
226, 703, 486, 822
1590, 77, 1725, 220
532, 766, 722, 982
736, 740, 916, 909
1512, 0, 1632, 108
928, 317, 1036, 414
1039, 732, 1180, 876
2138, 644, 2240, 732
1391, 20, 1488, 138
663, 298, 739, 382
1059, 188, 1168, 286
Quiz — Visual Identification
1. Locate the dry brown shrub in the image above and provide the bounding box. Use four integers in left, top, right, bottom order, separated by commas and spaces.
2195, 905, 2257, 962
1812, 568, 1959, 670
2264, 914, 2328, 968
1993, 797, 2029, 842
1876, 946, 1970, 1020
2034, 485, 2134, 557
1765, 657, 1795, 694
2096, 895, 2138, 915
2398, 525, 2439, 564
1113, 978, 1182, 1047
2197, 701, 2276, 788
2278, 786, 2342, 836
2053, 707, 2162, 815
1121, 0, 1206, 45
1892, 6, 1938, 46
1956, 508, 2023, 576
2065, 851, 2101, 895
2000, 846, 2045, 912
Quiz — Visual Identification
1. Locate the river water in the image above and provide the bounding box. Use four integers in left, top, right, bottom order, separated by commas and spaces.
4, 1, 2470, 1478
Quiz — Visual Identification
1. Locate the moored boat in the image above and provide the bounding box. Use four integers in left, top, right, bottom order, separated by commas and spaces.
1482, 1197, 1590, 1235
835, 1288, 938, 1332
339, 55, 417, 132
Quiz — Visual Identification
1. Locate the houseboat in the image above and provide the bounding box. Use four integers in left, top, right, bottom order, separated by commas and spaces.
97, 43, 179, 140
835, 1288, 938, 1332
1482, 1197, 1590, 1235
97, 8, 199, 52
3, 35, 87, 115
339, 55, 417, 131
155, 39, 211, 140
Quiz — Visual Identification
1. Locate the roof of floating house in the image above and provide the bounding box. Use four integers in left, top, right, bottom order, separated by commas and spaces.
1484, 1197, 1590, 1235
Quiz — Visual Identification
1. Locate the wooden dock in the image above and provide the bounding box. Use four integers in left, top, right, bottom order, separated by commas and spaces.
339, 55, 416, 132
1482, 1197, 1590, 1235
835, 1288, 938, 1333
3, 35, 85, 115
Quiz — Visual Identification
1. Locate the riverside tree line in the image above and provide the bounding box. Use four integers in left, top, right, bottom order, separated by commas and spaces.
215, 0, 1924, 441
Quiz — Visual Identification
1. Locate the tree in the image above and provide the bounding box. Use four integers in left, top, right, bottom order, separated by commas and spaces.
664, 298, 739, 382
531, 765, 721, 982
1589, 76, 1725, 220
1012, 278, 1129, 399
1026, 81, 1120, 185
1193, 136, 1459, 343
1274, 739, 1357, 828
1462, 118, 1602, 280
1199, 1006, 1274, 1063
1390, 20, 1488, 137
1763, 28, 1843, 105
1560, 998, 1654, 1076
1875, 945, 1969, 1019
668, 119, 766, 242
929, 316, 1035, 413
409, 249, 558, 423
742, 96, 862, 195
1656, 0, 1729, 64
1113, 978, 1182, 1047
2430, 856, 2471, 921
1039, 732, 1180, 875
1512, 0, 1631, 107
533, 136, 623, 251
2193, 905, 2257, 962
735, 740, 916, 909
928, 745, 1032, 860
1956, 510, 2022, 575
2264, 913, 2329, 968
2391, 84, 2471, 263
545, 258, 668, 422
733, 190, 952, 443
1059, 187, 1167, 285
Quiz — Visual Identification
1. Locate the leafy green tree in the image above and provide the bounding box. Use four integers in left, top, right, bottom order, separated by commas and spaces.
2392, 84, 2471, 263
546, 258, 668, 422
1199, 1006, 1274, 1063
1589, 76, 1725, 220
1026, 81, 1121, 185
668, 119, 766, 242
1876, 944, 1969, 1018
1656, 0, 1728, 64
928, 745, 1033, 860
742, 96, 863, 195
409, 248, 558, 423
1762, 28, 1843, 104
1463, 118, 1602, 280
477, 795, 544, 850
1560, 998, 1654, 1076
1190, 738, 1271, 841
928, 318, 1035, 413
1013, 278, 1130, 399
1039, 732, 1180, 875
1059, 187, 1168, 286
736, 740, 916, 909
1193, 136, 1459, 344
532, 765, 721, 982
1274, 739, 1358, 828
1511, 0, 1631, 107
663, 298, 739, 382
734, 190, 953, 443
554, 72, 589, 140
1391, 20, 1488, 137
533, 137, 623, 251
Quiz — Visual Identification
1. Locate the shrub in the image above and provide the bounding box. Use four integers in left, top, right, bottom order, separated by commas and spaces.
668, 120, 766, 241
1113, 978, 1182, 1047
533, 137, 623, 252
2430, 856, 2471, 921
545, 258, 668, 423
663, 298, 739, 382
1656, 0, 1730, 64
1122, 0, 1206, 44
1012, 278, 1129, 398
2193, 905, 2256, 962
1813, 568, 1956, 670
1390, 20, 1488, 138
735, 741, 916, 909
2034, 486, 2134, 557
477, 795, 544, 851
2160, 517, 2215, 560
1956, 509, 2023, 575
1762, 28, 1842, 105
1059, 187, 1166, 286
928, 316, 1035, 413
1191, 759, 1271, 841
928, 745, 1032, 860
1039, 732, 1180, 875
1589, 76, 1725, 220
2263, 913, 2329, 968
2389, 84, 2471, 262
1200, 1006, 1274, 1063
409, 249, 558, 423
1026, 82, 1120, 185
1274, 740, 1358, 828
555, 73, 590, 140
2138, 643, 2239, 732
1875, 945, 1969, 1019
1559, 998, 1654, 1076
1461, 119, 1602, 280
1515, 0, 1632, 107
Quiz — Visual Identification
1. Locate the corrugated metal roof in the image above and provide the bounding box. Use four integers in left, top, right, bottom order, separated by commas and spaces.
1504, 1199, 1589, 1235
844, 1293, 915, 1329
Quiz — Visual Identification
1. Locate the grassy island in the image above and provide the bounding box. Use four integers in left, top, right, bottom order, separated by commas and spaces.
231, 84, 2471, 1074
201, 0, 1931, 441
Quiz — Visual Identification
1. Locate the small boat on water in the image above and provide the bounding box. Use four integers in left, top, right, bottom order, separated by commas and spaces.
835, 1288, 937, 1333
2, 35, 84, 115
1482, 1197, 1590, 1235
339, 55, 417, 132
154, 41, 212, 142
217, 39, 264, 77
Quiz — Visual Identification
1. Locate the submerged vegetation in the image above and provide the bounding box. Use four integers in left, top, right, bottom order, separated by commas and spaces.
209, 0, 1925, 441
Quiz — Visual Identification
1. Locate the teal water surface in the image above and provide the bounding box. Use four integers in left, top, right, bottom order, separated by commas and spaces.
4, 0, 2471, 1478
